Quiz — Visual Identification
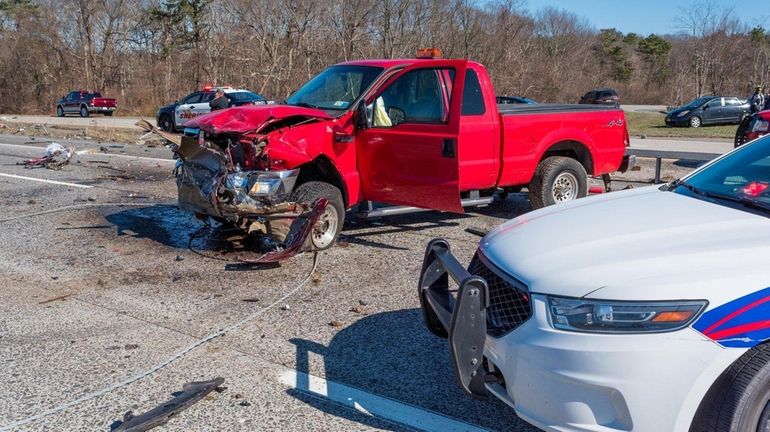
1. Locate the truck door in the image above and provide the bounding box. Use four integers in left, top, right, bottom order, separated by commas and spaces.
356, 61, 466, 213
64, 92, 79, 113
175, 92, 202, 127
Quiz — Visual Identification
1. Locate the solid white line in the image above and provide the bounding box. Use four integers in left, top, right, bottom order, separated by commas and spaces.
278, 369, 491, 432
0, 172, 92, 189
0, 143, 175, 164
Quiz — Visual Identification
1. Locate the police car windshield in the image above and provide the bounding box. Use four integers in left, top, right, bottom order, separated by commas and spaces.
673, 135, 770, 215
287, 65, 383, 111
227, 91, 263, 101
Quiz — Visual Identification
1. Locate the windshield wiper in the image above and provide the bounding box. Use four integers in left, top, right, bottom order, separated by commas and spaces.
292, 102, 320, 109
671, 179, 770, 213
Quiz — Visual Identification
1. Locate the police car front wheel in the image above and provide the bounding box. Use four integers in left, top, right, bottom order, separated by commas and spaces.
690, 344, 770, 432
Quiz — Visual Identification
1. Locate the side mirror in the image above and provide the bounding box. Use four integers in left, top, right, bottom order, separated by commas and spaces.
174, 100, 179, 104
355, 101, 372, 129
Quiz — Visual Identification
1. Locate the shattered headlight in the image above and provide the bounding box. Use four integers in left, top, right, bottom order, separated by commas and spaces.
225, 169, 300, 198
547, 296, 707, 333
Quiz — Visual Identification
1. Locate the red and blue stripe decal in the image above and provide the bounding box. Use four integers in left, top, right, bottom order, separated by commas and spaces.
693, 287, 770, 348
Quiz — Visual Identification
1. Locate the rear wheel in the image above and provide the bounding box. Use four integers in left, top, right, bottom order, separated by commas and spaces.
79, 106, 89, 117
290, 181, 345, 250
158, 114, 174, 132
56, 106, 64, 117
528, 156, 588, 209
690, 344, 770, 432
690, 115, 702, 128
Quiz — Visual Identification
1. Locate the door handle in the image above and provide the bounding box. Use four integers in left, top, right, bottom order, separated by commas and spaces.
442, 138, 456, 158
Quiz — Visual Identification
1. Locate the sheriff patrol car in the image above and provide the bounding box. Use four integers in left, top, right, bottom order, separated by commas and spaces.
420, 134, 770, 431
155, 86, 266, 132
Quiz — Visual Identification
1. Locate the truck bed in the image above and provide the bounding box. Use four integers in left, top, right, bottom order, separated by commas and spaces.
497, 103, 619, 115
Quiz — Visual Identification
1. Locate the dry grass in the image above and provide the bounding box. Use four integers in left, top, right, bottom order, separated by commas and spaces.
0, 122, 150, 145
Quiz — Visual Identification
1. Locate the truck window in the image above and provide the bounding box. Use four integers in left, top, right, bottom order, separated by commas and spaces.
461, 70, 485, 115
375, 68, 453, 126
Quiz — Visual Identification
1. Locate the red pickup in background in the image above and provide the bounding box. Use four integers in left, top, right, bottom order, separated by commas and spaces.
56, 91, 117, 117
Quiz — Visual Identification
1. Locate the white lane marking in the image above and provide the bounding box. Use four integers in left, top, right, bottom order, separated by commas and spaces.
0, 173, 93, 189
0, 143, 174, 164
278, 369, 491, 432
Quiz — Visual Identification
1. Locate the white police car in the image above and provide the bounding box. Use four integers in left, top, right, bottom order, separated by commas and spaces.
155, 86, 266, 132
420, 134, 770, 431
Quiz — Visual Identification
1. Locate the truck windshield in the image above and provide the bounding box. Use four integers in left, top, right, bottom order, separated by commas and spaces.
673, 135, 770, 215
287, 65, 383, 111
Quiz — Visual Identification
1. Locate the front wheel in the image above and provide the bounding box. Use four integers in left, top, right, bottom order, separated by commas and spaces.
290, 181, 345, 250
690, 344, 770, 432
56, 106, 64, 117
79, 106, 89, 117
158, 114, 174, 132
690, 115, 702, 128
528, 156, 588, 209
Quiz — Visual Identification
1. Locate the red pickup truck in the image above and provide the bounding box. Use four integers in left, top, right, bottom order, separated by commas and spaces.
177, 50, 632, 250
56, 91, 117, 117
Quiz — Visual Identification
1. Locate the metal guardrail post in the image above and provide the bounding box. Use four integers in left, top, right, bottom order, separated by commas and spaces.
654, 158, 662, 184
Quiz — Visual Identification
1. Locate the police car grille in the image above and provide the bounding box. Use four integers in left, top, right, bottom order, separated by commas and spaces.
468, 254, 531, 336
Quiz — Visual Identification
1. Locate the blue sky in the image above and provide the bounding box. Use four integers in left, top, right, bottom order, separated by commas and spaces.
525, 0, 768, 35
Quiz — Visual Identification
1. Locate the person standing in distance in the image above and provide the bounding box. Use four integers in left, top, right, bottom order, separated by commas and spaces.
209, 88, 229, 111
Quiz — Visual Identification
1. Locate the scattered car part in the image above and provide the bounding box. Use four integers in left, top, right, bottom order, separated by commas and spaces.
134, 119, 181, 147
18, 143, 73, 169
113, 377, 224, 432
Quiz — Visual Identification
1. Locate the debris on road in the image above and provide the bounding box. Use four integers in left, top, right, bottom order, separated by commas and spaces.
135, 119, 181, 147
464, 227, 489, 237
113, 377, 224, 432
18, 142, 73, 169
38, 293, 75, 304
328, 320, 343, 327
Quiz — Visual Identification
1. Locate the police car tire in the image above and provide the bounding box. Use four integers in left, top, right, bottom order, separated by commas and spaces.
690, 343, 770, 432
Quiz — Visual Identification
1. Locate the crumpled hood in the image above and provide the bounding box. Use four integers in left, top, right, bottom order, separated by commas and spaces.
480, 186, 770, 302
184, 104, 332, 134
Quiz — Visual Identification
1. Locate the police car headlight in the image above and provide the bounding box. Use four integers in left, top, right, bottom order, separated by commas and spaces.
547, 296, 707, 333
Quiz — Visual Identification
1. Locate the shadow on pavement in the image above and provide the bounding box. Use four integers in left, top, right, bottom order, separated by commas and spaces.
287, 309, 532, 432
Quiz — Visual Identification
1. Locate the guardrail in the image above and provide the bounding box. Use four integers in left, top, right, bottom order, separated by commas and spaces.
626, 148, 723, 183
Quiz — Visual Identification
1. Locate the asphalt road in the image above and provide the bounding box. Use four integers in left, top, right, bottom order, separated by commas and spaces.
0, 133, 704, 432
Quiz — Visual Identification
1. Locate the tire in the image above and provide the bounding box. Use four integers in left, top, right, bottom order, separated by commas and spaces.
528, 156, 588, 209
289, 181, 345, 250
690, 344, 770, 432
735, 115, 753, 148
158, 114, 174, 132
79, 105, 89, 117
690, 116, 702, 128
56, 106, 64, 117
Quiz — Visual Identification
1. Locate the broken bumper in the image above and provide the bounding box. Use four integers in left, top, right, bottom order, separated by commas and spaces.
418, 239, 489, 399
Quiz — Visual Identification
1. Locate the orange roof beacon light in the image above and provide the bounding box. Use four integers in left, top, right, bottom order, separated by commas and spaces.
416, 48, 442, 59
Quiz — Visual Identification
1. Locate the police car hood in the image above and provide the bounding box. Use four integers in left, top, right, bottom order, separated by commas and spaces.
479, 186, 770, 302
184, 104, 332, 135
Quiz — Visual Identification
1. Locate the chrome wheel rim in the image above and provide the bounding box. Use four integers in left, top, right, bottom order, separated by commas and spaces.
552, 172, 578, 202
312, 205, 338, 249
691, 117, 700, 127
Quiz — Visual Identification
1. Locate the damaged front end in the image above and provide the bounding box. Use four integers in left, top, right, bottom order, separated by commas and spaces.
175, 131, 316, 261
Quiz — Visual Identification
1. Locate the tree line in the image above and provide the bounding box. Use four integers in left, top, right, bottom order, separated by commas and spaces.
0, 0, 769, 115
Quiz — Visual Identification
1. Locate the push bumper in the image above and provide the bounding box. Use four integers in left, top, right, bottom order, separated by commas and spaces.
418, 239, 741, 432
418, 239, 490, 399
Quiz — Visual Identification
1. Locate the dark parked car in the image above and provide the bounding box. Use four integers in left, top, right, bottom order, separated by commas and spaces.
156, 86, 266, 132
579, 88, 620, 107
56, 91, 117, 117
665, 96, 750, 128
496, 95, 537, 104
